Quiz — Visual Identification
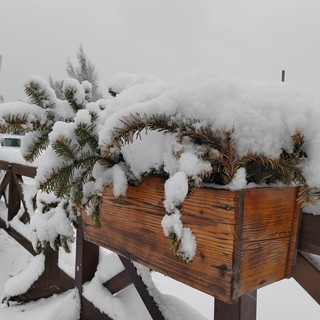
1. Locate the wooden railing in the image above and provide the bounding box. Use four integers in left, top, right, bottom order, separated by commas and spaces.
0, 160, 319, 319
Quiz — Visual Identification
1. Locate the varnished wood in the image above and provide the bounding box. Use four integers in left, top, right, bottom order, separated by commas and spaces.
83, 177, 301, 303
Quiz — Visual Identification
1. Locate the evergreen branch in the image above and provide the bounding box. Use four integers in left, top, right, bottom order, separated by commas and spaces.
40, 163, 75, 197
24, 81, 54, 109
74, 123, 98, 149
64, 87, 84, 112
52, 137, 79, 161
23, 130, 50, 162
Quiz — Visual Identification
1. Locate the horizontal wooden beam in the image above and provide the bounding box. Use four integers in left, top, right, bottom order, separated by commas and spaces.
103, 269, 132, 295
294, 252, 320, 304
298, 213, 320, 255
11, 163, 37, 178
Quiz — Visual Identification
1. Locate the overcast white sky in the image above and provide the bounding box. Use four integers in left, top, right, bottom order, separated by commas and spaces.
1, 0, 320, 101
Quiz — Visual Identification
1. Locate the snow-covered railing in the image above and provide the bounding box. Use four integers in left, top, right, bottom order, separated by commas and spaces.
0, 161, 73, 302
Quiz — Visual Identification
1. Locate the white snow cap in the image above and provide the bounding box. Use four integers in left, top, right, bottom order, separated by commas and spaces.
99, 71, 320, 189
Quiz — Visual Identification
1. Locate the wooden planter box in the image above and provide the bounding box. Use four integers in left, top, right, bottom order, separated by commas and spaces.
82, 177, 301, 304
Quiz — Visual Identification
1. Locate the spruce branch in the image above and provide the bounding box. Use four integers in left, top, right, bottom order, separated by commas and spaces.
24, 81, 54, 109
23, 130, 50, 162
52, 137, 79, 161
63, 87, 84, 112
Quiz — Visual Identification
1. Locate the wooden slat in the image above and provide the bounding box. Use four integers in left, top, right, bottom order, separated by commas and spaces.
294, 252, 320, 304
11, 163, 37, 178
298, 214, 320, 256
8, 170, 21, 221
214, 291, 257, 320
103, 269, 132, 294
83, 177, 238, 303
0, 160, 10, 170
0, 218, 38, 255
0, 170, 10, 204
119, 256, 165, 320
239, 187, 300, 296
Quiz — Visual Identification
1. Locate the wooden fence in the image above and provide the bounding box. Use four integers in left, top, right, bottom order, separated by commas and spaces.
0, 160, 319, 319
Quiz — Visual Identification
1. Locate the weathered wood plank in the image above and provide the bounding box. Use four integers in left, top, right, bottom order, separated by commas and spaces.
298, 214, 320, 256
294, 252, 320, 304
239, 187, 301, 296
83, 177, 237, 302
83, 177, 300, 303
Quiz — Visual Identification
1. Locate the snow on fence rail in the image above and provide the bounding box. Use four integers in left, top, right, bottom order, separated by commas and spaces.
0, 160, 319, 319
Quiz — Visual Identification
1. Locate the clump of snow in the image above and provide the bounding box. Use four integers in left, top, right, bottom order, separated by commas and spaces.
107, 72, 163, 95
226, 167, 247, 191
26, 75, 57, 108
3, 253, 45, 299
30, 192, 75, 250
178, 151, 212, 182
62, 78, 86, 106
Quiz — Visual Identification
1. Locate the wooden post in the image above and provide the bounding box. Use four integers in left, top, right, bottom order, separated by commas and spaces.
294, 252, 320, 304
281, 70, 286, 82
8, 165, 21, 221
214, 291, 257, 320
75, 217, 112, 320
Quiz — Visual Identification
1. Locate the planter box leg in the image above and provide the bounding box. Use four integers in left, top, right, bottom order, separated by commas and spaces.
119, 256, 165, 320
214, 291, 257, 320
76, 219, 113, 320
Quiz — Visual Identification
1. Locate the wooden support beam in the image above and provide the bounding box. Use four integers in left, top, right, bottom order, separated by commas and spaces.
103, 269, 132, 295
8, 167, 20, 221
81, 297, 113, 320
214, 291, 257, 320
119, 256, 165, 320
75, 218, 104, 320
298, 213, 320, 256
11, 163, 37, 178
11, 248, 74, 303
294, 252, 320, 304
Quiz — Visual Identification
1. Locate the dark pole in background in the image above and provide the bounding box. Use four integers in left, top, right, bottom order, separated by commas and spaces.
281, 70, 285, 82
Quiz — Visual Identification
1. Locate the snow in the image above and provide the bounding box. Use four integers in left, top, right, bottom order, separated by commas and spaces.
62, 78, 86, 105
99, 72, 320, 190
0, 229, 319, 319
3, 253, 45, 299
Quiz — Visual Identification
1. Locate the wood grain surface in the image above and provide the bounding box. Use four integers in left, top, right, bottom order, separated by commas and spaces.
83, 177, 301, 303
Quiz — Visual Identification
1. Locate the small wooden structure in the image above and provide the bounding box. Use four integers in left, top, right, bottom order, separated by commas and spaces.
0, 161, 319, 320
83, 176, 301, 304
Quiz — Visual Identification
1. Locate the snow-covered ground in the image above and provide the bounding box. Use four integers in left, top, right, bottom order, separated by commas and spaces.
0, 228, 319, 320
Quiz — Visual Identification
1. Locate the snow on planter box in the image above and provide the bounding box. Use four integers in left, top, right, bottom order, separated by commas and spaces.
18, 73, 320, 303
82, 176, 301, 304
